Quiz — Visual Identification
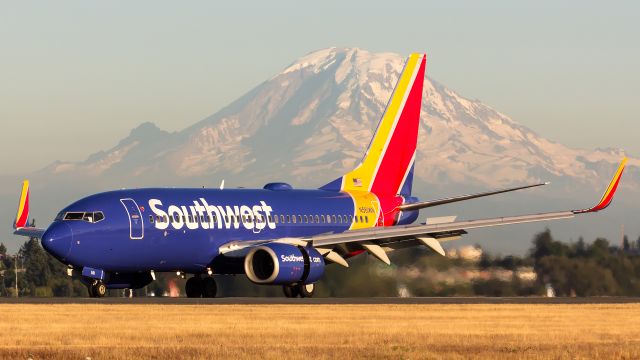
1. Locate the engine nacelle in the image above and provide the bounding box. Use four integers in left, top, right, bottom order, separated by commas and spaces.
244, 243, 324, 285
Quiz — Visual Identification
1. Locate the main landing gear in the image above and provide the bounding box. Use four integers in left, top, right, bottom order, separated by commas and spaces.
185, 276, 217, 298
88, 281, 107, 298
283, 283, 315, 298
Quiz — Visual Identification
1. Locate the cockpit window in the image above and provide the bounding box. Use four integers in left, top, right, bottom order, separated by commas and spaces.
64, 212, 85, 220
63, 211, 105, 223
93, 212, 104, 222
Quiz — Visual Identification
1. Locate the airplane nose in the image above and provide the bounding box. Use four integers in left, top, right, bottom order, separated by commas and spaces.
42, 222, 73, 260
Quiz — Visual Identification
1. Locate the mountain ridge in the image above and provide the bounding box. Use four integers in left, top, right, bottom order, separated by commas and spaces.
40, 47, 638, 192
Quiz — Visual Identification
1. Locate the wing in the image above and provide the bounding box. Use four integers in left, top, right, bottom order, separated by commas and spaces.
220, 158, 627, 267
14, 227, 46, 239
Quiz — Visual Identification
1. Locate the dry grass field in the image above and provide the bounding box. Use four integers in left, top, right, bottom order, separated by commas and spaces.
0, 303, 639, 359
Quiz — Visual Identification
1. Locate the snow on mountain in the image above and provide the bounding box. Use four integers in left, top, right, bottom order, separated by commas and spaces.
42, 47, 639, 192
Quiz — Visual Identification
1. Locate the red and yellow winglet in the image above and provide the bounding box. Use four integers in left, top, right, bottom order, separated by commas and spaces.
573, 157, 627, 214
14, 180, 30, 229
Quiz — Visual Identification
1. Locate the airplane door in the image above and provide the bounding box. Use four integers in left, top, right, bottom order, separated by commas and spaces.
120, 198, 144, 240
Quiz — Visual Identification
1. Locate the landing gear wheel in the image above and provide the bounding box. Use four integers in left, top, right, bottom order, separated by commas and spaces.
202, 277, 217, 298
298, 283, 315, 298
89, 282, 107, 298
283, 284, 300, 298
185, 276, 203, 298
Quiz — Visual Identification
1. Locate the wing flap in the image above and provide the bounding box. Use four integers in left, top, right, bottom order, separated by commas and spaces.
311, 211, 575, 247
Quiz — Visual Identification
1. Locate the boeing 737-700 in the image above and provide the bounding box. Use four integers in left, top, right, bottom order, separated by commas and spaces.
12, 53, 626, 297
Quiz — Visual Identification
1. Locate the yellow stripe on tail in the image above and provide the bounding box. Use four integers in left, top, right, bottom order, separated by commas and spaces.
14, 180, 30, 229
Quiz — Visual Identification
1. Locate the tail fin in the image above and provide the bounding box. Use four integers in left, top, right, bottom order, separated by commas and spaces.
14, 180, 30, 229
321, 53, 426, 196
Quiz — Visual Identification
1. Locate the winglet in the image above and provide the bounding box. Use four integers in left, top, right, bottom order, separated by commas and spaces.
573, 157, 627, 214
14, 180, 30, 229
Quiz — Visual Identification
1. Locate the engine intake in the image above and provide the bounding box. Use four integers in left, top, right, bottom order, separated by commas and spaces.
244, 243, 324, 285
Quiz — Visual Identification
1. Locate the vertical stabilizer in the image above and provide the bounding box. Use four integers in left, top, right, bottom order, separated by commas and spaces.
14, 180, 30, 229
320, 53, 426, 197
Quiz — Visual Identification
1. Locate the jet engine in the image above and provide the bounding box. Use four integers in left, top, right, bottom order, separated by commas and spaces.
244, 243, 324, 285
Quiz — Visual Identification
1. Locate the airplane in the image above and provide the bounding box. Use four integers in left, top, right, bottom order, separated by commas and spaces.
12, 53, 627, 298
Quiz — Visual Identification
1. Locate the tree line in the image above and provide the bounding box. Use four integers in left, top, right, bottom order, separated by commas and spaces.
2, 229, 640, 297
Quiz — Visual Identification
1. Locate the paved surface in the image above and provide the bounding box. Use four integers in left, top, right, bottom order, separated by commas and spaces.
0, 297, 638, 305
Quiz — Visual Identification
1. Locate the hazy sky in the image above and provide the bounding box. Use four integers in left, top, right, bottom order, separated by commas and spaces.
1, 1, 638, 174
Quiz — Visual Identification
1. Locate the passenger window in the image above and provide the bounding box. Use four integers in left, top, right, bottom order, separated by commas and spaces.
360, 216, 364, 223
365, 216, 369, 223
281, 215, 285, 223
304, 215, 308, 223
321, 215, 326, 223
149, 215, 154, 223
298, 215, 302, 223
292, 215, 297, 224
354, 216, 358, 223
332, 215, 337, 223
314, 215, 319, 223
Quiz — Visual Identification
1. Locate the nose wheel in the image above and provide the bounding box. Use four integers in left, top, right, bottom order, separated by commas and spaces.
88, 281, 107, 298
283, 283, 315, 298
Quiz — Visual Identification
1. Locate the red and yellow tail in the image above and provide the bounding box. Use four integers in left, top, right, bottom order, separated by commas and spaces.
14, 180, 30, 229
321, 53, 426, 197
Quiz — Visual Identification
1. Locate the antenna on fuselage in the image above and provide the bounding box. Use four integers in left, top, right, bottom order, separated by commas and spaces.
219, 180, 225, 190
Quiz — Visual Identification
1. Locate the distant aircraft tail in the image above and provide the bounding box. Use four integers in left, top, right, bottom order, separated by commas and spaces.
14, 180, 30, 229
320, 53, 426, 197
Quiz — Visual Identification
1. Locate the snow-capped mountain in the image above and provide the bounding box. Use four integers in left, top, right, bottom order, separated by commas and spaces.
43, 47, 638, 193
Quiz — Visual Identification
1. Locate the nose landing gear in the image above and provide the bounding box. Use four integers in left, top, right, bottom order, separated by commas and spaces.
88, 281, 107, 298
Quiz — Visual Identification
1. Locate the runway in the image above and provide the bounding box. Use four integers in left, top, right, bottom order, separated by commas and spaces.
0, 296, 638, 305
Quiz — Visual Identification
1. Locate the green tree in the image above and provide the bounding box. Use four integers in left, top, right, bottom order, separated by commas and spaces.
531, 229, 569, 263
20, 238, 52, 291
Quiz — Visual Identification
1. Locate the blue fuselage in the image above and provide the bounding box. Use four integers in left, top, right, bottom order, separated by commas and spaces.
42, 187, 376, 274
